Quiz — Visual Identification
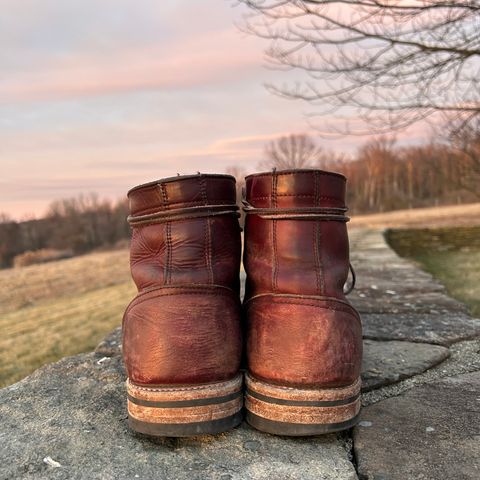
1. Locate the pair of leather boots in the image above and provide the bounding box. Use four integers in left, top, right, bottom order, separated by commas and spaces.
122, 169, 362, 437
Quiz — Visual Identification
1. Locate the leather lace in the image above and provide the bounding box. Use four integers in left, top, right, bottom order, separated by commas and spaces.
242, 200, 349, 222
344, 263, 356, 295
128, 204, 239, 226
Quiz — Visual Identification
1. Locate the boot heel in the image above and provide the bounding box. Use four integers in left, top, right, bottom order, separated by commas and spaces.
127, 374, 243, 437
245, 373, 361, 436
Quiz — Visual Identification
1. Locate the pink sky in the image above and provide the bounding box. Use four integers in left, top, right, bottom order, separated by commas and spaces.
0, 0, 427, 219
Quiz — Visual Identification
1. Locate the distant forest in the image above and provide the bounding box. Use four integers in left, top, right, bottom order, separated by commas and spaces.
0, 195, 130, 268
1, 134, 479, 268
257, 134, 480, 214
331, 136, 480, 213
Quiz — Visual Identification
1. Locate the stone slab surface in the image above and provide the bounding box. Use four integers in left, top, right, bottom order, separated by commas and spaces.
361, 340, 449, 391
362, 312, 480, 346
351, 290, 468, 315
0, 349, 357, 480
354, 371, 480, 480
348, 229, 469, 315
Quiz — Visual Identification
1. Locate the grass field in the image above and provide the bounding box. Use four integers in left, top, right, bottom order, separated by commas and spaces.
351, 202, 480, 229
0, 250, 135, 387
2, 202, 480, 388
387, 226, 480, 317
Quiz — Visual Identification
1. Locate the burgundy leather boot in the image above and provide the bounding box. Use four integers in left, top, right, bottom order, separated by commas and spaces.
243, 169, 362, 436
123, 174, 243, 436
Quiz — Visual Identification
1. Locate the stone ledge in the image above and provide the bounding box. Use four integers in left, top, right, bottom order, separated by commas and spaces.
0, 348, 356, 480
354, 371, 480, 480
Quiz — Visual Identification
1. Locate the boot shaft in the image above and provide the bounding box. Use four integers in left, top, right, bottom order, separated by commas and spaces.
127, 174, 241, 292
123, 174, 243, 387
243, 169, 350, 299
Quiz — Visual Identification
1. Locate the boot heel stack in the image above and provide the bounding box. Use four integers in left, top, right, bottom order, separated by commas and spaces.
127, 374, 243, 437
245, 374, 361, 436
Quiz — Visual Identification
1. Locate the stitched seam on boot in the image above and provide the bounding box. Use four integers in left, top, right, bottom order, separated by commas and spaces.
271, 172, 278, 293
160, 183, 172, 285
128, 374, 242, 392
200, 176, 214, 284
244, 294, 360, 320
246, 171, 345, 180
123, 285, 237, 318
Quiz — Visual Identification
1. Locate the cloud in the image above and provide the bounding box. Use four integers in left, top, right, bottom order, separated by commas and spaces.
0, 27, 262, 104
211, 131, 320, 152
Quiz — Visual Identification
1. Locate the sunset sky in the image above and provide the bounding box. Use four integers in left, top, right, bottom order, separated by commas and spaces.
1, 0, 427, 219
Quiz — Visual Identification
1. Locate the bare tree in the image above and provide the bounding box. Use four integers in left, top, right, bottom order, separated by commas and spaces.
449, 119, 480, 197
260, 133, 328, 169
225, 165, 248, 202
239, 1, 480, 134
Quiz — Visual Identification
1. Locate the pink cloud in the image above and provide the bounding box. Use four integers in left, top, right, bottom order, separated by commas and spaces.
0, 28, 262, 103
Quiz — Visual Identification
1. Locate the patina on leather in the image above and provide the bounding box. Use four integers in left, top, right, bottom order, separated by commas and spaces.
122, 174, 244, 436
243, 169, 362, 389
123, 174, 242, 386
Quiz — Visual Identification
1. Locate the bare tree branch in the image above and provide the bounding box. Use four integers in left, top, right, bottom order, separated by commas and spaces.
238, 0, 480, 134
260, 133, 328, 168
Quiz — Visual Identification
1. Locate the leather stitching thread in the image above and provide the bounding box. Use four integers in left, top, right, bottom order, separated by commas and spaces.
127, 375, 242, 393
271, 172, 278, 293
160, 183, 171, 285
244, 295, 360, 320
200, 176, 214, 284
123, 285, 237, 318
246, 171, 345, 180
313, 170, 322, 295
132, 199, 236, 216
250, 194, 340, 200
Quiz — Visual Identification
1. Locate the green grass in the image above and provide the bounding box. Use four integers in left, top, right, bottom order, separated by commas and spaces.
386, 226, 480, 317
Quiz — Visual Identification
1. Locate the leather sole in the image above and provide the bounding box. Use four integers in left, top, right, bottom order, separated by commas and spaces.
127, 374, 243, 437
245, 373, 361, 436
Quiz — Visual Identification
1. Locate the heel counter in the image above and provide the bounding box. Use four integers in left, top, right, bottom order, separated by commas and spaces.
123, 286, 242, 385
246, 295, 362, 388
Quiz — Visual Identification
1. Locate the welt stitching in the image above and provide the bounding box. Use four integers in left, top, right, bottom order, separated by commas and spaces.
246, 374, 361, 392
128, 377, 241, 393
129, 384, 240, 393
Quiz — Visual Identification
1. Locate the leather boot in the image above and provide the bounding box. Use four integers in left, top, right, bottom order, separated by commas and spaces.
123, 174, 243, 436
242, 169, 362, 436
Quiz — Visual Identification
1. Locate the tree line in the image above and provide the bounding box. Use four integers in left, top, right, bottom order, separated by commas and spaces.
0, 194, 130, 268
257, 132, 480, 214
1, 130, 479, 268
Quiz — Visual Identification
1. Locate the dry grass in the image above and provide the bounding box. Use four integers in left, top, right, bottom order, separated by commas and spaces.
350, 202, 480, 229
13, 248, 73, 268
0, 249, 131, 315
3, 202, 479, 388
0, 249, 135, 387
